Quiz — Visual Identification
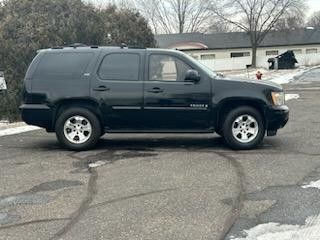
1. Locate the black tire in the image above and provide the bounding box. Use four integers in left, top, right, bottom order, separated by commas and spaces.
222, 106, 265, 150
55, 107, 101, 151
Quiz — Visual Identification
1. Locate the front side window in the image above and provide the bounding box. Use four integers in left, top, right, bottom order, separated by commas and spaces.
149, 55, 191, 82
98, 53, 140, 81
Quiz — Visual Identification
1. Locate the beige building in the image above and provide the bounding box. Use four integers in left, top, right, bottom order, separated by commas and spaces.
155, 29, 320, 61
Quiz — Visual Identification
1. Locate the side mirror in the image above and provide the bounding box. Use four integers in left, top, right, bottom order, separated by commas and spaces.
185, 69, 200, 83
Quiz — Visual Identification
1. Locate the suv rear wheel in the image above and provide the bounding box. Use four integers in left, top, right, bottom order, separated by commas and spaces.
222, 106, 265, 150
55, 107, 101, 151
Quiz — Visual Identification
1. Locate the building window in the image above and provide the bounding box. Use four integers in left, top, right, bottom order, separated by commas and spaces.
190, 55, 199, 60
306, 48, 317, 54
230, 52, 250, 58
291, 49, 302, 55
200, 54, 216, 60
266, 50, 279, 56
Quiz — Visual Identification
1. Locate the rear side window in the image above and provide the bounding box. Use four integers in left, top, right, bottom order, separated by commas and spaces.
34, 52, 93, 80
98, 53, 140, 81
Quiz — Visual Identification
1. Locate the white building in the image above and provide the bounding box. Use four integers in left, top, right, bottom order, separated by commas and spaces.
155, 29, 320, 71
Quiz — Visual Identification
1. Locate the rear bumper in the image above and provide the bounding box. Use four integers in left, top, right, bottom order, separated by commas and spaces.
20, 104, 53, 130
265, 105, 289, 131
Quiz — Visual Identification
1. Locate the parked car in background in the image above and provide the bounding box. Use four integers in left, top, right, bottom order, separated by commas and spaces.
20, 45, 289, 151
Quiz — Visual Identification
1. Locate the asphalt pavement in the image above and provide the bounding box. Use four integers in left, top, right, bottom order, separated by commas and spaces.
1, 69, 320, 240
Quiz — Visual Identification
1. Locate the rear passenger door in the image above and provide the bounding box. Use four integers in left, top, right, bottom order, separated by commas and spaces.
91, 50, 144, 130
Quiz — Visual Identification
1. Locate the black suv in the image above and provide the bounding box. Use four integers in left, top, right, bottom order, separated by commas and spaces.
20, 46, 289, 150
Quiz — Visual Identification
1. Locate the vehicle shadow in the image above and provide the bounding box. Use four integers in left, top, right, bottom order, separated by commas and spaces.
28, 133, 274, 152
95, 134, 228, 151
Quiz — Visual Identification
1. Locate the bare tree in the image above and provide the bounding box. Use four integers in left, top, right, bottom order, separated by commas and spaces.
134, 0, 212, 34
210, 0, 306, 67
273, 7, 306, 31
86, 0, 135, 9
273, 15, 305, 31
308, 11, 320, 29
207, 19, 234, 33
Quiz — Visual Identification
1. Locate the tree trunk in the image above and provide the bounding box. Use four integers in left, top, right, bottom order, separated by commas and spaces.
179, 21, 184, 33
251, 45, 257, 68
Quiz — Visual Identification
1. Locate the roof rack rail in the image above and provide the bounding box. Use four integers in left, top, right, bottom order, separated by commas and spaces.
69, 43, 87, 48
129, 46, 146, 49
51, 46, 64, 49
90, 45, 99, 48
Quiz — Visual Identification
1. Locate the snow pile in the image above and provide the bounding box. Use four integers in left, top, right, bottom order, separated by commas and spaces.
231, 214, 320, 240
223, 66, 319, 85
285, 94, 300, 101
0, 123, 40, 137
302, 180, 320, 189
270, 68, 311, 85
0, 76, 6, 90
89, 161, 106, 168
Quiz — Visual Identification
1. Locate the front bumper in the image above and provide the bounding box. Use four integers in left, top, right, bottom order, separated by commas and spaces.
265, 105, 289, 131
20, 104, 53, 130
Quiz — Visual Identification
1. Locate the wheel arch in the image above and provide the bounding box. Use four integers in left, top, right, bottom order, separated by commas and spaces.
215, 97, 266, 132
51, 98, 104, 132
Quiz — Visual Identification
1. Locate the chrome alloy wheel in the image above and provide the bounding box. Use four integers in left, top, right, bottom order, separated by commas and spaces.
232, 115, 259, 143
63, 115, 92, 144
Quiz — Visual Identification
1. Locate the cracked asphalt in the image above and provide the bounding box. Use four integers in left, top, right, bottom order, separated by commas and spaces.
1, 69, 320, 240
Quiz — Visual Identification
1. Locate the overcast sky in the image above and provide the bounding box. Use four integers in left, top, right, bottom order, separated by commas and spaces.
308, 0, 320, 16
88, 0, 320, 17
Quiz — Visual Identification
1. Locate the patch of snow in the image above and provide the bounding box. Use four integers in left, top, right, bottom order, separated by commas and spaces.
0, 126, 40, 137
269, 69, 306, 85
0, 76, 6, 90
231, 214, 320, 240
223, 66, 320, 85
89, 161, 106, 168
285, 94, 300, 101
302, 180, 320, 189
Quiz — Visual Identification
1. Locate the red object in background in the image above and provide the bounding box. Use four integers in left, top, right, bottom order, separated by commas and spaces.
256, 71, 263, 80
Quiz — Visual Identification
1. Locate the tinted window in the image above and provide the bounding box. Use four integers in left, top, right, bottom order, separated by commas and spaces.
98, 53, 140, 81
149, 55, 191, 82
34, 52, 93, 80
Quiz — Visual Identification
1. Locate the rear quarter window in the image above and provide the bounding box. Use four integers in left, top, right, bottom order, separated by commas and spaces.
34, 52, 93, 80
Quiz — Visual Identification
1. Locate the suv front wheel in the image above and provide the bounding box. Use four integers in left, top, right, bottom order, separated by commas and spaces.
222, 106, 265, 150
55, 107, 101, 151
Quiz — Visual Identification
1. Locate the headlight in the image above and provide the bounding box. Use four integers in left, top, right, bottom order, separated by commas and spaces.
271, 92, 285, 106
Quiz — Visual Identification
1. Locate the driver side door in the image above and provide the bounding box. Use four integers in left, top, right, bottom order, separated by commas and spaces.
143, 52, 212, 131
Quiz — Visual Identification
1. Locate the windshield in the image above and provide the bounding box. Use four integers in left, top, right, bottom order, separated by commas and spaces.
181, 52, 217, 78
